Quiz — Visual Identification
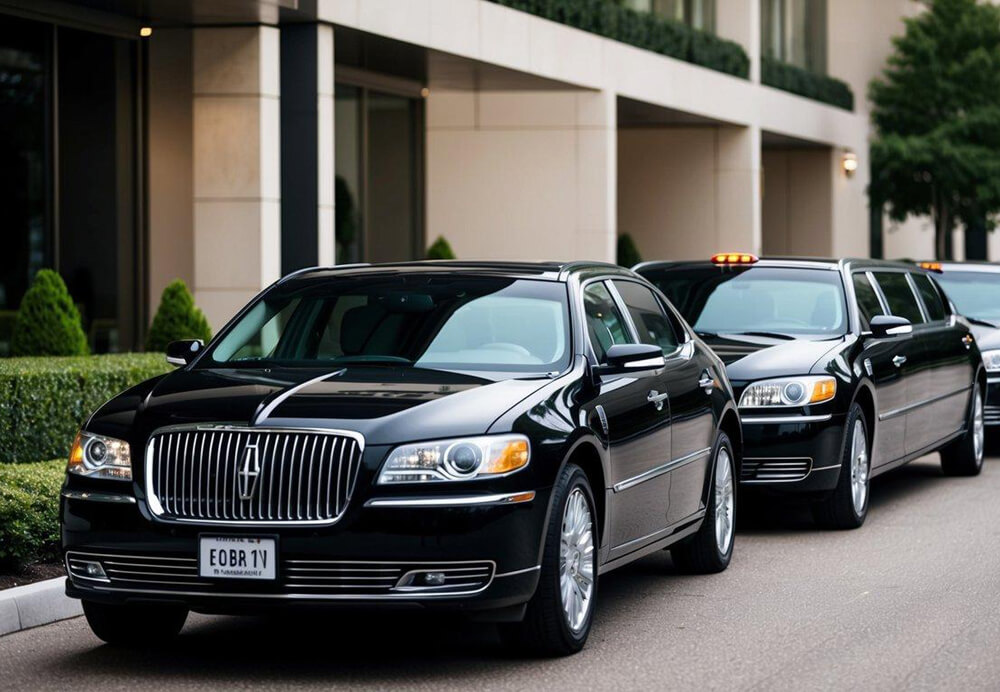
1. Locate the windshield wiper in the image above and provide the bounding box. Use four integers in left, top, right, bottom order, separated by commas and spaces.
723, 330, 797, 341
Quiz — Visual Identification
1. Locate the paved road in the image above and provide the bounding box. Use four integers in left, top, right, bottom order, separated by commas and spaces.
3, 453, 1000, 691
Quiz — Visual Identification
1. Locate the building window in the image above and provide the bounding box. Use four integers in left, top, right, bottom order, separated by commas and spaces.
622, 0, 716, 33
761, 0, 827, 74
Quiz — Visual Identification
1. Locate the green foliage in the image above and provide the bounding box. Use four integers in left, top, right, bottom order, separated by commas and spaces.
490, 0, 749, 78
0, 353, 170, 464
426, 236, 457, 260
617, 234, 643, 268
761, 57, 854, 110
0, 460, 65, 569
10, 270, 88, 357
869, 0, 1000, 260
146, 280, 212, 352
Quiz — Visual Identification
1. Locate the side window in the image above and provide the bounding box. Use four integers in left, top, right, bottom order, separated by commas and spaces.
583, 282, 633, 362
612, 280, 679, 354
912, 273, 947, 322
872, 272, 925, 324
852, 273, 885, 330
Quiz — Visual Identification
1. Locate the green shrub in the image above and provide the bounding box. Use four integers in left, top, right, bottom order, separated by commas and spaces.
490, 0, 749, 78
426, 236, 457, 260
10, 270, 89, 357
146, 280, 212, 352
0, 353, 170, 464
0, 460, 65, 569
761, 57, 854, 111
617, 234, 643, 268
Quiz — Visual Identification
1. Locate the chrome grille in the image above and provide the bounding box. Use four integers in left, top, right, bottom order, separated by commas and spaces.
741, 458, 811, 482
985, 405, 1000, 426
146, 426, 364, 525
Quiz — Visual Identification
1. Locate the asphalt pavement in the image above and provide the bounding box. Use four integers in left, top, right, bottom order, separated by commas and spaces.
2, 453, 999, 691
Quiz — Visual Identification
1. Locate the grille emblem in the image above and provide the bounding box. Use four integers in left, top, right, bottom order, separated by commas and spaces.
238, 441, 261, 500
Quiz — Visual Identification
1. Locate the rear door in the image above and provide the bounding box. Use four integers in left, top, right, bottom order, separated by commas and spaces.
612, 279, 715, 526
581, 280, 673, 555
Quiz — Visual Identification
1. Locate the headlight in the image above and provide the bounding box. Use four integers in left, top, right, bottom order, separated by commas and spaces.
983, 349, 1000, 373
739, 376, 837, 408
377, 434, 530, 484
67, 431, 132, 480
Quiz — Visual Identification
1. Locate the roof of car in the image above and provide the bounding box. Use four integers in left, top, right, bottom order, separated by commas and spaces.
278, 260, 637, 284
634, 257, 921, 273
922, 261, 1000, 274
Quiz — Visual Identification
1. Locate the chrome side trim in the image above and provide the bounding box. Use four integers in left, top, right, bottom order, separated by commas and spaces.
494, 565, 541, 579
987, 376, 1000, 385
879, 384, 972, 421
364, 491, 535, 508
612, 447, 712, 493
253, 369, 346, 424
810, 463, 842, 472
61, 489, 137, 504
741, 414, 832, 424
165, 356, 186, 366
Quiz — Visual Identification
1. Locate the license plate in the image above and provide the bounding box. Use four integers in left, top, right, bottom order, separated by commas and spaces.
199, 536, 276, 580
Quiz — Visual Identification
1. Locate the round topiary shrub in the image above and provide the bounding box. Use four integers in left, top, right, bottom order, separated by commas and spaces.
11, 269, 89, 357
426, 236, 457, 260
146, 280, 212, 352
617, 233, 643, 268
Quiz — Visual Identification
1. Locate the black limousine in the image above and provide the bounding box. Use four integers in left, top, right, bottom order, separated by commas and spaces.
637, 255, 985, 530
62, 261, 741, 656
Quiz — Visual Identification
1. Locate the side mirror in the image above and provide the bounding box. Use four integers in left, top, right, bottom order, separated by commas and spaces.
868, 315, 912, 339
166, 339, 204, 367
594, 343, 665, 377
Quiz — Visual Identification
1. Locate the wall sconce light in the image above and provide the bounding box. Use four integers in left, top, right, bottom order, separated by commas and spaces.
139, 26, 153, 37
842, 151, 858, 178
420, 87, 430, 99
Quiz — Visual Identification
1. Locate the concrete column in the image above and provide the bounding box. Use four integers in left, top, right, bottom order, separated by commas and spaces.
192, 26, 281, 330
715, 124, 762, 254
716, 0, 760, 83
280, 23, 335, 273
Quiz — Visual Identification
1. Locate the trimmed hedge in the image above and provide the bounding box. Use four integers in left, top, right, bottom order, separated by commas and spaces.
0, 353, 170, 465
617, 233, 642, 268
11, 269, 89, 357
490, 0, 749, 78
426, 236, 457, 260
146, 280, 212, 352
761, 57, 854, 111
0, 460, 64, 569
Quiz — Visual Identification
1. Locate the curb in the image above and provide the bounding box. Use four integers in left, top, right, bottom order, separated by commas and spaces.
0, 577, 82, 637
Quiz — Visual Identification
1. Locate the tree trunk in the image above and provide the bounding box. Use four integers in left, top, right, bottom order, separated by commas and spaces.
933, 194, 951, 260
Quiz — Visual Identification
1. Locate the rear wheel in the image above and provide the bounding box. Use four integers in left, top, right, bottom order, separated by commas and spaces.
82, 600, 187, 645
813, 404, 869, 530
670, 431, 736, 574
941, 388, 985, 477
500, 464, 597, 657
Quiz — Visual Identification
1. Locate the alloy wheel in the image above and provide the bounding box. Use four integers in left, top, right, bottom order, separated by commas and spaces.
559, 488, 595, 633
714, 447, 735, 555
850, 420, 869, 515
973, 392, 984, 467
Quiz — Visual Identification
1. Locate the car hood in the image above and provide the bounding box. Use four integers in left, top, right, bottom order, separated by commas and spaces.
699, 334, 847, 382
108, 366, 553, 446
970, 322, 1000, 352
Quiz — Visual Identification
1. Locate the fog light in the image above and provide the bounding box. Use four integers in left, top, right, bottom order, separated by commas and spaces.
80, 561, 107, 579
423, 572, 446, 586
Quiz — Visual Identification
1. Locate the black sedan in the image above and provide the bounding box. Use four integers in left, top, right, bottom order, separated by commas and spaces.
636, 255, 985, 530
61, 261, 741, 656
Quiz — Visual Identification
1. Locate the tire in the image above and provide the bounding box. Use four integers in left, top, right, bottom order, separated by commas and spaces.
500, 464, 597, 657
812, 404, 870, 530
941, 387, 985, 477
671, 431, 736, 574
83, 600, 188, 645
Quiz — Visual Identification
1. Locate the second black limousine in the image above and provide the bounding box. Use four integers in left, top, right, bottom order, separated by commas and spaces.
637, 255, 985, 530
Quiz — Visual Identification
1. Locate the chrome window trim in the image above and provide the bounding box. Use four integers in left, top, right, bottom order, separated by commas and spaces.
364, 491, 536, 508
612, 447, 711, 493
144, 424, 365, 527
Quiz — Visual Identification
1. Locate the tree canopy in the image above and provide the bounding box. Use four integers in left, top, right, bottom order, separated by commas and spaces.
869, 0, 1000, 259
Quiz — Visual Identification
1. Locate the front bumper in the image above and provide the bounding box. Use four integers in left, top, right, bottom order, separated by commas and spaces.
985, 378, 1000, 426
61, 487, 549, 615
738, 412, 847, 493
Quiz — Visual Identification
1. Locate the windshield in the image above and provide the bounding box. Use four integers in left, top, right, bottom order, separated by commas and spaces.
642, 266, 848, 337
203, 274, 571, 375
933, 271, 1000, 323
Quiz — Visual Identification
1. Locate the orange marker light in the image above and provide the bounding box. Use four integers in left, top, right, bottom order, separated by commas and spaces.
919, 262, 943, 272
810, 379, 837, 403
711, 252, 759, 265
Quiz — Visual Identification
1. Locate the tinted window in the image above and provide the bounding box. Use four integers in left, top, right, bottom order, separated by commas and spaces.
207, 275, 571, 375
912, 273, 946, 322
642, 266, 847, 336
933, 270, 1000, 322
612, 280, 679, 353
852, 273, 885, 330
872, 272, 924, 324
583, 282, 633, 362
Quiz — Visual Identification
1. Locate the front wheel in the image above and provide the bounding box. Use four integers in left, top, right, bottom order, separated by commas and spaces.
670, 431, 736, 574
941, 388, 985, 477
812, 404, 869, 530
83, 600, 188, 645
500, 464, 597, 657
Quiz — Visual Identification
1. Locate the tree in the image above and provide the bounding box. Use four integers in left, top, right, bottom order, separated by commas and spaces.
617, 233, 642, 268
426, 236, 457, 260
869, 0, 1000, 260
11, 269, 89, 357
146, 280, 212, 352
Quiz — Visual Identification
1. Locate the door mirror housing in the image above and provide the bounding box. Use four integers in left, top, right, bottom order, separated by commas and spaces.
166, 339, 204, 367
594, 343, 665, 377
868, 315, 912, 339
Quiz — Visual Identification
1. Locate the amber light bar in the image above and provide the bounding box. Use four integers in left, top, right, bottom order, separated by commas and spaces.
918, 261, 943, 272
711, 252, 759, 265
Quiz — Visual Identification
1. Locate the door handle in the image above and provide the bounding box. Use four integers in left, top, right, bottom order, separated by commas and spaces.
892, 355, 907, 367
647, 390, 668, 411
